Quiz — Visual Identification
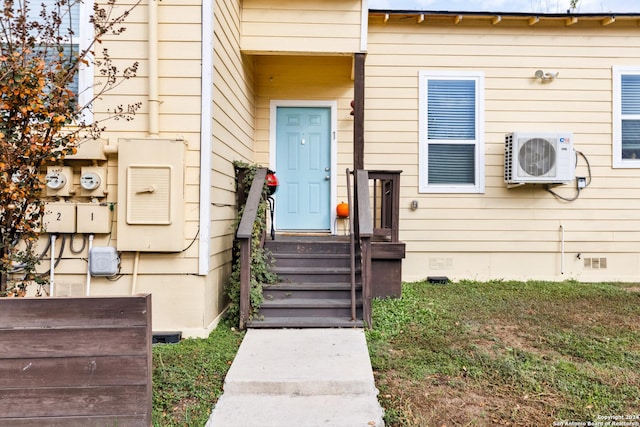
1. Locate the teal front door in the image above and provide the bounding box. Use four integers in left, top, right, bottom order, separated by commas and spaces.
275, 106, 331, 231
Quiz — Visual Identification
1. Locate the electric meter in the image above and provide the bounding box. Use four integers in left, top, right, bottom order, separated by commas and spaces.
45, 171, 67, 190
80, 172, 102, 191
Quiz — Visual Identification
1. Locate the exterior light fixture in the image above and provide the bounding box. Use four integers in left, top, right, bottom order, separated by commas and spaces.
535, 69, 559, 81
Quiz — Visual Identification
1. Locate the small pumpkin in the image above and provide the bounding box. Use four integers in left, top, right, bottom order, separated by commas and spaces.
336, 201, 349, 218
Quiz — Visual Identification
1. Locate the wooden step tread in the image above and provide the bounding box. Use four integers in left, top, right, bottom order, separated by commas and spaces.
271, 266, 354, 274
248, 316, 364, 328
270, 253, 351, 258
260, 298, 360, 308
264, 282, 361, 290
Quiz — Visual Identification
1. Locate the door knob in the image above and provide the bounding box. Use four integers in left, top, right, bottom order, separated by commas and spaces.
325, 175, 330, 180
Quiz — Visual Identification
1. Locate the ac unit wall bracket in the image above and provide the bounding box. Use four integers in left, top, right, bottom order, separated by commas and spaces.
506, 182, 526, 189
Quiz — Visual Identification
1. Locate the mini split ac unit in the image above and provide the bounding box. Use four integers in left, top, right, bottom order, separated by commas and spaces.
504, 132, 576, 185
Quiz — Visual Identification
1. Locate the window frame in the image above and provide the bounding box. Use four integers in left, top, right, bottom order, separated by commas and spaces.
418, 70, 485, 194
39, 0, 95, 122
613, 66, 640, 168
77, 0, 95, 123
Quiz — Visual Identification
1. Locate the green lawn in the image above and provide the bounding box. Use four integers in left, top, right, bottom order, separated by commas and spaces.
151, 280, 640, 426
366, 280, 640, 426
152, 320, 244, 426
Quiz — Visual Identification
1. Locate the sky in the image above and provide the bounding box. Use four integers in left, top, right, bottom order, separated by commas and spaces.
368, 0, 640, 13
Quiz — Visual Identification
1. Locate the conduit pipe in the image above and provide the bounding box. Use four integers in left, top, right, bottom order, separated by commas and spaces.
560, 225, 565, 275
85, 234, 94, 295
49, 234, 57, 296
148, 0, 159, 137
126, 0, 159, 292
103, 141, 118, 155
131, 251, 140, 295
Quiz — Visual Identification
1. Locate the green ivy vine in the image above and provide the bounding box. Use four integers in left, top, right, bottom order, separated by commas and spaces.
226, 161, 278, 324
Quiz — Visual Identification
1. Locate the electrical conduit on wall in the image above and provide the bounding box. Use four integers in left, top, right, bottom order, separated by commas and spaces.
49, 235, 56, 296
85, 234, 93, 295
129, 0, 160, 294
560, 224, 565, 275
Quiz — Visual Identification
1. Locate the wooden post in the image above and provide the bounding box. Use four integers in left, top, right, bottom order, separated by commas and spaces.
353, 52, 366, 170
238, 238, 250, 330
236, 168, 267, 330
361, 236, 372, 328
355, 170, 373, 328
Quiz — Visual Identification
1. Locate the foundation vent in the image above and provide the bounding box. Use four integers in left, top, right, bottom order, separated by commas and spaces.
429, 257, 453, 270
584, 257, 607, 269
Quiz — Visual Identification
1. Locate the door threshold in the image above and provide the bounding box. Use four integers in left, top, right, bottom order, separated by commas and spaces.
277, 231, 331, 237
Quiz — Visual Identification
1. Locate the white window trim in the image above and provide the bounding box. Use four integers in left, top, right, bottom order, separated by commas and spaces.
613, 66, 640, 169
78, 0, 94, 123
418, 70, 485, 194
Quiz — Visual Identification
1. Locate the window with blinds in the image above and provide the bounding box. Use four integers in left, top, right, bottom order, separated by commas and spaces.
613, 67, 640, 168
419, 71, 485, 193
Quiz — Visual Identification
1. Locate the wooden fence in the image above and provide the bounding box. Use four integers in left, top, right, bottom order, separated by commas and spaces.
0, 295, 152, 427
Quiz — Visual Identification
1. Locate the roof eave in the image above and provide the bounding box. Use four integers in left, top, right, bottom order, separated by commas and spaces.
369, 9, 640, 19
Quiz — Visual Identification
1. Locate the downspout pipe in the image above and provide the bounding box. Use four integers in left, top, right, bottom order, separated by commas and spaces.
198, 1, 214, 275
148, 0, 159, 137
128, 0, 159, 292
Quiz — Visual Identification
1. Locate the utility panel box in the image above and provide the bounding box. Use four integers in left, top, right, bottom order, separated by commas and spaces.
117, 139, 186, 252
77, 203, 112, 234
43, 202, 76, 233
89, 246, 119, 276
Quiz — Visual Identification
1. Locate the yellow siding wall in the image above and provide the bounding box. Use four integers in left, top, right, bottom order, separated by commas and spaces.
96, 0, 203, 266
367, 15, 640, 282
241, 0, 362, 54
40, 0, 209, 335
254, 55, 354, 201
209, 0, 257, 327
37, 0, 257, 337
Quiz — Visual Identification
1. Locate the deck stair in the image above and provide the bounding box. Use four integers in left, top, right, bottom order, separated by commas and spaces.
248, 235, 363, 328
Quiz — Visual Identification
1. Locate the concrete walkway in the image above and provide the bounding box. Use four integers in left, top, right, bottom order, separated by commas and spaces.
205, 328, 385, 427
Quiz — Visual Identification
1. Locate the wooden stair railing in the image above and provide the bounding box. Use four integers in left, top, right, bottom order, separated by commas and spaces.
351, 169, 373, 327
345, 169, 356, 321
349, 169, 403, 327
236, 167, 267, 330
368, 171, 402, 242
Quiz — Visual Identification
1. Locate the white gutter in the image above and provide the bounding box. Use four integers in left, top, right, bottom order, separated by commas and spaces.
198, 1, 215, 275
